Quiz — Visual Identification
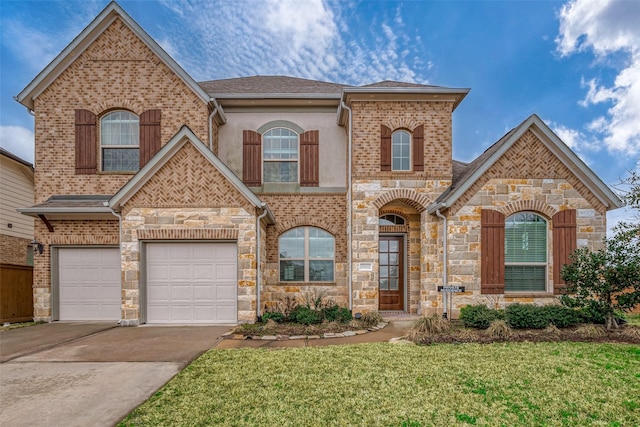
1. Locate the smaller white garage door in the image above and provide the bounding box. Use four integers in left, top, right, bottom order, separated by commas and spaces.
146, 242, 237, 324
58, 247, 121, 321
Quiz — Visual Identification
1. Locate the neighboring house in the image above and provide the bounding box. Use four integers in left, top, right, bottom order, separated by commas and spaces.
1, 148, 34, 323
16, 2, 622, 325
1, 148, 34, 266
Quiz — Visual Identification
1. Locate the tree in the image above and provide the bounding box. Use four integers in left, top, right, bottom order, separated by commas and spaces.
560, 171, 640, 329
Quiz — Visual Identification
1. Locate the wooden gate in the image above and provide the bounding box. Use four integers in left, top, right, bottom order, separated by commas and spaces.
0, 264, 34, 323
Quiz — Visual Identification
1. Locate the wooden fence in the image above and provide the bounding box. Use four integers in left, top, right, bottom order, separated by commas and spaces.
0, 263, 33, 323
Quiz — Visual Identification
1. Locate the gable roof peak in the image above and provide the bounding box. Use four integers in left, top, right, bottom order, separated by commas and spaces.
15, 0, 210, 111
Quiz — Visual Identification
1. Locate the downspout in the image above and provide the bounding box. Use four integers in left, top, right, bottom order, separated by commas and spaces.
208, 106, 217, 151
435, 209, 448, 319
341, 101, 353, 311
255, 204, 269, 321
108, 206, 123, 325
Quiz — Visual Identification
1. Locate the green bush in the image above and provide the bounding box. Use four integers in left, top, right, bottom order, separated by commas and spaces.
542, 305, 581, 328
460, 305, 503, 329
289, 305, 322, 325
322, 304, 352, 323
261, 311, 286, 323
505, 304, 549, 329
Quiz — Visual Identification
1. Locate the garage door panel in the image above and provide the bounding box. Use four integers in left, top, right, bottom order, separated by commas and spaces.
146, 242, 237, 324
58, 248, 121, 321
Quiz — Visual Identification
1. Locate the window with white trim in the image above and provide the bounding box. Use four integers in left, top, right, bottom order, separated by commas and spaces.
101, 110, 139, 172
263, 128, 298, 182
279, 227, 334, 282
392, 130, 411, 171
505, 212, 547, 292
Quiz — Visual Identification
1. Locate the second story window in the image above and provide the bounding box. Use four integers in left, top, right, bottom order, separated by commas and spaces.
263, 128, 298, 183
392, 130, 411, 171
101, 111, 139, 172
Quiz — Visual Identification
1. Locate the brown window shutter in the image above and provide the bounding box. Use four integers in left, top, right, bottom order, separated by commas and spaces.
413, 125, 424, 171
75, 109, 97, 174
300, 130, 319, 187
381, 125, 391, 171
139, 109, 161, 168
552, 209, 577, 294
243, 130, 262, 186
481, 209, 505, 294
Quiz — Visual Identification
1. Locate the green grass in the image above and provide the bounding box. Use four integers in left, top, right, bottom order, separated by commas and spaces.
120, 342, 640, 426
627, 313, 640, 327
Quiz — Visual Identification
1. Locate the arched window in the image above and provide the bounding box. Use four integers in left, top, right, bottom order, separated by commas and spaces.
263, 128, 298, 183
392, 130, 411, 171
101, 110, 139, 172
505, 212, 547, 292
279, 227, 334, 282
379, 214, 406, 225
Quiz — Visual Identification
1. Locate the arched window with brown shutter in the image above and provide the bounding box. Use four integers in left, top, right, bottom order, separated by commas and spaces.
481, 209, 505, 294
75, 109, 97, 174
413, 124, 424, 171
243, 130, 262, 186
381, 125, 392, 171
139, 109, 161, 168
299, 130, 319, 187
552, 209, 577, 294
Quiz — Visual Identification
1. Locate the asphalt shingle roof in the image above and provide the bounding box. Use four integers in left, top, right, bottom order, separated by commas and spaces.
198, 76, 351, 95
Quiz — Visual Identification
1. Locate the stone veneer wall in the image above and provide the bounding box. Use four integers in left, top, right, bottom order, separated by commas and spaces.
420, 178, 607, 318
121, 208, 257, 325
0, 235, 31, 266
32, 220, 119, 321
350, 180, 452, 314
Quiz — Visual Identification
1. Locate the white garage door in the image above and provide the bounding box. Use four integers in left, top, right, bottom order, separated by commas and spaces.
58, 247, 121, 321
146, 242, 237, 324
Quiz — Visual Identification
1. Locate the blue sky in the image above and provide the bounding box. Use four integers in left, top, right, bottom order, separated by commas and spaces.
1, 0, 639, 229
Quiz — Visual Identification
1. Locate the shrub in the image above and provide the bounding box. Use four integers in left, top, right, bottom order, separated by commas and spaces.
358, 311, 384, 327
288, 305, 322, 325
322, 304, 352, 323
408, 315, 451, 344
505, 304, 549, 329
460, 305, 503, 329
486, 319, 511, 340
261, 311, 286, 323
542, 305, 581, 328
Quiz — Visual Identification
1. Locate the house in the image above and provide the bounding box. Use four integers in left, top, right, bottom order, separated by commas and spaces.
16, 2, 622, 325
1, 148, 35, 322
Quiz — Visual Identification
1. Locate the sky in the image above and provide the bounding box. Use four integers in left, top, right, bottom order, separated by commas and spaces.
1, 0, 639, 231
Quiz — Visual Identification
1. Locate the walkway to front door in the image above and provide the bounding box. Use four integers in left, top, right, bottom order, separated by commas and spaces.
379, 236, 404, 311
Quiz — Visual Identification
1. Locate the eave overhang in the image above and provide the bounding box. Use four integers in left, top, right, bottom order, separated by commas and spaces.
337, 86, 470, 126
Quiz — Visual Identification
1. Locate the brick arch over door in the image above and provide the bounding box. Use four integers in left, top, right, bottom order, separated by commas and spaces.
372, 189, 431, 213
275, 216, 341, 237
498, 200, 557, 219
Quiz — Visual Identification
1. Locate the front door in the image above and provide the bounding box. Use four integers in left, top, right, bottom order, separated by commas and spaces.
379, 236, 404, 311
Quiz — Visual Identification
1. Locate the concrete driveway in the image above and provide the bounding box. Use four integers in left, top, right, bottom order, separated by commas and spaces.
0, 322, 231, 427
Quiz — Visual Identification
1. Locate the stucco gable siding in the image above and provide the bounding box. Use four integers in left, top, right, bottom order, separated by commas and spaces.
123, 143, 255, 214
33, 17, 210, 202
449, 130, 607, 215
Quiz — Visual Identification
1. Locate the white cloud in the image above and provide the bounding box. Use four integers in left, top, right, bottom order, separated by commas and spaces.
154, 0, 425, 85
0, 126, 35, 164
556, 0, 640, 155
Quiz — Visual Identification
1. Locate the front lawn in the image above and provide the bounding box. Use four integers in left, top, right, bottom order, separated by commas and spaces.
120, 342, 640, 426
